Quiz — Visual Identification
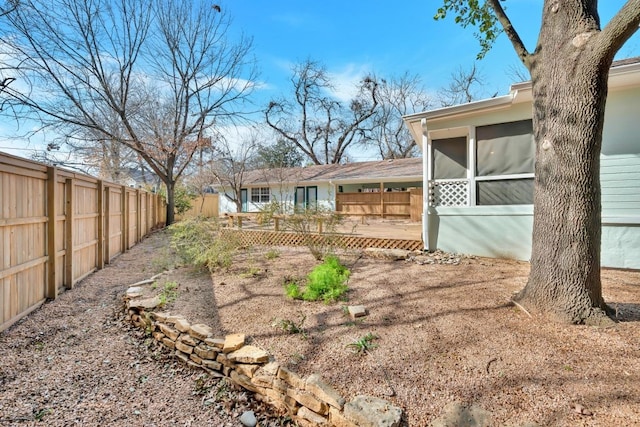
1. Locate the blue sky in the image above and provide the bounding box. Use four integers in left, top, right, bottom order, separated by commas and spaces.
1, 0, 639, 159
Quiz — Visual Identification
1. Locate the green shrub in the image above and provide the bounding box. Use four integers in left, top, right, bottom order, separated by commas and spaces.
169, 218, 241, 271
303, 255, 349, 302
284, 281, 302, 299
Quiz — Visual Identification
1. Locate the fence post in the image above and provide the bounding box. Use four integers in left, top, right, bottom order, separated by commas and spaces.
97, 180, 104, 270
64, 178, 74, 289
104, 185, 111, 264
46, 166, 57, 299
136, 189, 141, 243
380, 182, 385, 219
122, 186, 128, 252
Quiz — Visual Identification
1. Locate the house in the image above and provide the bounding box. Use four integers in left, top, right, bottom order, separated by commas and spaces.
403, 58, 640, 269
217, 157, 423, 218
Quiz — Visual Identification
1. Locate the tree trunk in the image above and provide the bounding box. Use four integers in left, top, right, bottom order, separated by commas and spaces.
514, 10, 612, 324
165, 182, 176, 226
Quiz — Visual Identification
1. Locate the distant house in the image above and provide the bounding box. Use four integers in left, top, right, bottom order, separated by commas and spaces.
216, 157, 423, 218
403, 57, 640, 269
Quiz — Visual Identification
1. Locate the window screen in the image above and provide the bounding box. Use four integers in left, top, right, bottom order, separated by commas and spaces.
476, 120, 534, 176
476, 179, 534, 205
432, 137, 467, 179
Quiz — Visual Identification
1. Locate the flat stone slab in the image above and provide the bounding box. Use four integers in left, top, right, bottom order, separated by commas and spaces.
363, 248, 411, 261
223, 333, 245, 353
128, 296, 161, 310
189, 323, 212, 340
430, 402, 492, 427
348, 305, 368, 320
343, 395, 402, 427
125, 286, 144, 298
227, 345, 269, 364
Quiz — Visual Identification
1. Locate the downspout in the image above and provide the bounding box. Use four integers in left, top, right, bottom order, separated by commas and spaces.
421, 118, 430, 251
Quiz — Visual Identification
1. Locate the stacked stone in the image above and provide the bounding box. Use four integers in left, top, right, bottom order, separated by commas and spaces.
125, 289, 402, 427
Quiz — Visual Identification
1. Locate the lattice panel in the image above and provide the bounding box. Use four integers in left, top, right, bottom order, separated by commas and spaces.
221, 229, 423, 251
429, 181, 468, 207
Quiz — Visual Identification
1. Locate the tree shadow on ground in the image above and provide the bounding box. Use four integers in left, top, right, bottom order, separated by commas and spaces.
608, 302, 640, 322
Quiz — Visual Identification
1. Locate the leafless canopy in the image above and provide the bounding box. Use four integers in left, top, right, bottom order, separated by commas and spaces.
265, 60, 379, 165
370, 72, 433, 159
0, 0, 258, 224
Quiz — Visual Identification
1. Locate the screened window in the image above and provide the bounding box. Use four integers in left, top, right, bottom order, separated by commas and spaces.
432, 136, 467, 179
475, 120, 534, 205
251, 187, 270, 203
476, 179, 534, 205
476, 120, 534, 176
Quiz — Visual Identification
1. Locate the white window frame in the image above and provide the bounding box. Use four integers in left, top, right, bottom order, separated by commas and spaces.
250, 187, 270, 203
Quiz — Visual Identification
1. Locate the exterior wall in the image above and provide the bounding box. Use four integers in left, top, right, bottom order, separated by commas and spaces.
422, 85, 640, 269
430, 206, 533, 260
218, 192, 238, 214
218, 183, 335, 214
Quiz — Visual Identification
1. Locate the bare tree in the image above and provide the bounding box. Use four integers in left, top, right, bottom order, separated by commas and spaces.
207, 133, 259, 213
265, 60, 379, 165
370, 72, 433, 159
437, 63, 485, 107
1, 0, 257, 224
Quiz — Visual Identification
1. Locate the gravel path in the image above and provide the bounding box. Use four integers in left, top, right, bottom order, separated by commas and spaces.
0, 232, 286, 427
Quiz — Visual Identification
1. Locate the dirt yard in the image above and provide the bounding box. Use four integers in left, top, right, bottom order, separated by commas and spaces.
2, 230, 640, 426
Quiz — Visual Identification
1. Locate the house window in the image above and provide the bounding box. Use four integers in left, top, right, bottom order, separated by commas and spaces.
432, 136, 467, 179
475, 119, 534, 205
251, 187, 270, 203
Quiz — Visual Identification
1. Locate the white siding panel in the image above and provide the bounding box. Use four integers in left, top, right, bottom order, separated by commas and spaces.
600, 155, 640, 217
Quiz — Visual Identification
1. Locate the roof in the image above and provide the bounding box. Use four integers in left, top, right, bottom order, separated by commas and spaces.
240, 157, 423, 186
403, 57, 640, 145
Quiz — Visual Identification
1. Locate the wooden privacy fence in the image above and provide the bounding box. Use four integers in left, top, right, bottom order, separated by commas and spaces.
0, 152, 166, 332
176, 194, 219, 220
336, 188, 423, 221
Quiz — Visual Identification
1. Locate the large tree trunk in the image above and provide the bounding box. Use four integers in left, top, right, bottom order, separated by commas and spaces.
165, 182, 176, 226
514, 7, 612, 324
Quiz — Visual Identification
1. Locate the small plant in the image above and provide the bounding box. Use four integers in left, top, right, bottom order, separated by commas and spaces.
273, 313, 307, 339
346, 333, 378, 354
169, 218, 242, 271
158, 281, 179, 307
303, 255, 350, 303
239, 266, 262, 279
283, 256, 350, 303
33, 408, 50, 421
265, 248, 280, 260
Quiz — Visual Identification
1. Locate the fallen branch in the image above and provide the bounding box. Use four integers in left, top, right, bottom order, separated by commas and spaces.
510, 299, 533, 319
129, 278, 155, 287
486, 357, 498, 374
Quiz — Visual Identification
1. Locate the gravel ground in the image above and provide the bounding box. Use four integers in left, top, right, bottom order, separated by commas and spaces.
0, 232, 291, 427
2, 230, 640, 426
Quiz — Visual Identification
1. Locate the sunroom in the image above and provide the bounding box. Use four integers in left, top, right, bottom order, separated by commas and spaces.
404, 58, 640, 269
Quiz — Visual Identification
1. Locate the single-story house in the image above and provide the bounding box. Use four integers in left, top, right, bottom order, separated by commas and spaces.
216, 157, 423, 218
403, 57, 640, 269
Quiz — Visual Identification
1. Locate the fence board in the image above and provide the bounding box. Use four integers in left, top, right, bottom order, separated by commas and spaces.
336, 190, 420, 219
0, 151, 165, 332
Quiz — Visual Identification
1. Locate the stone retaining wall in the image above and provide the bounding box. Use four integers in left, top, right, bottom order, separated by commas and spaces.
125, 292, 402, 427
